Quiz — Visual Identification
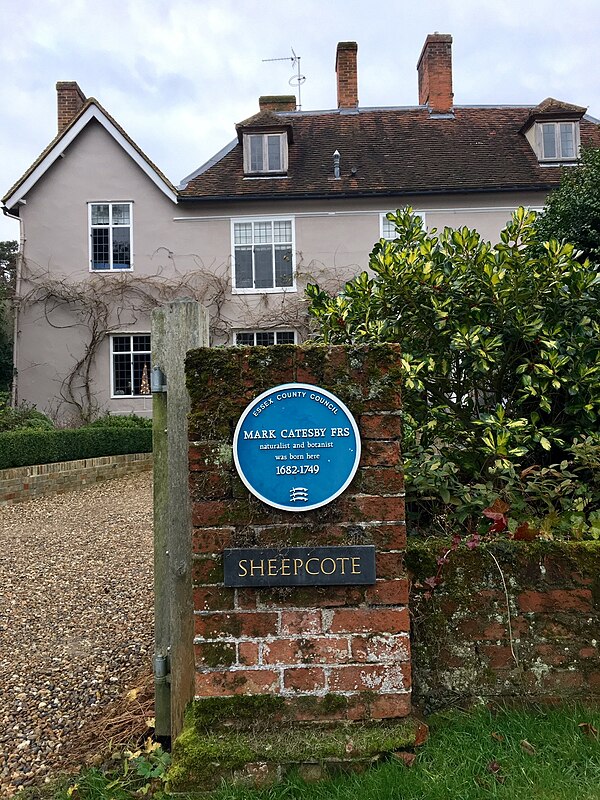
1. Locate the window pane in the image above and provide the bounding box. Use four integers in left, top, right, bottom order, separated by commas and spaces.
273, 220, 291, 243
382, 217, 396, 239
254, 245, 273, 288
254, 222, 272, 244
559, 123, 575, 158
132, 353, 151, 395
256, 332, 275, 346
112, 336, 131, 353
132, 335, 151, 352
234, 223, 252, 245
235, 246, 253, 288
113, 352, 132, 394
274, 245, 293, 287
236, 332, 255, 346
112, 227, 131, 269
267, 135, 282, 170
91, 204, 110, 225
112, 204, 130, 225
92, 227, 110, 270
249, 135, 263, 171
276, 331, 295, 344
542, 124, 557, 159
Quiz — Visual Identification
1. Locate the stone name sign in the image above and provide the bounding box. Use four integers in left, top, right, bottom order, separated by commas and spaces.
223, 545, 376, 587
233, 383, 361, 512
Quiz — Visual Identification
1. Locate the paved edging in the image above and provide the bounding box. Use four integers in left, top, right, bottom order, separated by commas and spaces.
0, 452, 153, 504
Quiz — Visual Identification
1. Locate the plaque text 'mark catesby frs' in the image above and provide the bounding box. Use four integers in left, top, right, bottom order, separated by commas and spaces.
233, 383, 361, 512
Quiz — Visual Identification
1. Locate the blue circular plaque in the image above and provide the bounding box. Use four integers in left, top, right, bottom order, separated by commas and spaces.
233, 383, 361, 511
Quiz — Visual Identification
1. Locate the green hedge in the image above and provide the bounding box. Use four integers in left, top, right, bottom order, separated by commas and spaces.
0, 426, 152, 470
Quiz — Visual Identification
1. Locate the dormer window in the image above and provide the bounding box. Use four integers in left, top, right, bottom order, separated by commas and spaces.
243, 133, 287, 174
539, 121, 577, 161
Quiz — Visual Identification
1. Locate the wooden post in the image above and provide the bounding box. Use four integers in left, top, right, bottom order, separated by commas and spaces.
152, 300, 209, 741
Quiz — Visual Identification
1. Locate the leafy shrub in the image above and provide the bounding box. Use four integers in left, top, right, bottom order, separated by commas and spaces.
0, 425, 151, 469
87, 412, 152, 429
307, 207, 600, 540
0, 391, 54, 432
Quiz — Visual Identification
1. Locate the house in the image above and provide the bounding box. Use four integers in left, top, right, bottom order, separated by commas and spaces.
3, 34, 599, 422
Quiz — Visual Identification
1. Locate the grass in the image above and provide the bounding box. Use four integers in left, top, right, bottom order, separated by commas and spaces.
21, 703, 600, 800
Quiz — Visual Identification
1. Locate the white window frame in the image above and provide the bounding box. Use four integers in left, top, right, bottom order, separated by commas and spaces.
231, 216, 296, 294
536, 121, 579, 162
110, 332, 151, 399
89, 201, 133, 272
234, 330, 297, 347
243, 133, 288, 174
380, 211, 426, 240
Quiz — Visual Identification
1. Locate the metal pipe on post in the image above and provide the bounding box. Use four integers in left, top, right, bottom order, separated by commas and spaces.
152, 300, 209, 743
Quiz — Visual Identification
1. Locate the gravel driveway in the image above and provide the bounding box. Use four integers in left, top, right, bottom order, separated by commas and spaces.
0, 471, 154, 796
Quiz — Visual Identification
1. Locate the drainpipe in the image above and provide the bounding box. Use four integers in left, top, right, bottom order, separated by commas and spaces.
2, 204, 24, 407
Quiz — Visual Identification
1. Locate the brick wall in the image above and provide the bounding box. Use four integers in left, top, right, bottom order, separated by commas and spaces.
186, 344, 410, 721
0, 452, 153, 504
407, 540, 600, 711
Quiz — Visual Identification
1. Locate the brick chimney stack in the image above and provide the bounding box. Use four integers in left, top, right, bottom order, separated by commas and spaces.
417, 34, 453, 113
336, 41, 358, 109
259, 95, 297, 112
56, 81, 86, 133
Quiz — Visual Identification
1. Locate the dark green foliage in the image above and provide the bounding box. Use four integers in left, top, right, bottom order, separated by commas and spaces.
0, 392, 54, 432
307, 208, 600, 538
87, 412, 152, 429
0, 425, 152, 469
0, 240, 17, 392
536, 147, 600, 264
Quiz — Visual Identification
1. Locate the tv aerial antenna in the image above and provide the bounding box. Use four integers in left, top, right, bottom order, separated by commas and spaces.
262, 48, 306, 110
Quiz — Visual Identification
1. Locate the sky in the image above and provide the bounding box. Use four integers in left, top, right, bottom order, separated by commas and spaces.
1, 0, 599, 240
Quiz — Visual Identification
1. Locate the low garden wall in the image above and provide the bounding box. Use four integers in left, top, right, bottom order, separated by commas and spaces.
407, 540, 600, 711
0, 452, 153, 504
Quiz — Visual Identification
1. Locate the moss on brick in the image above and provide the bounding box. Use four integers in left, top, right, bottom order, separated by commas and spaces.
169, 705, 419, 792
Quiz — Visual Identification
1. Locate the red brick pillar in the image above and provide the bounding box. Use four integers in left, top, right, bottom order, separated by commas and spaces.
186, 343, 410, 722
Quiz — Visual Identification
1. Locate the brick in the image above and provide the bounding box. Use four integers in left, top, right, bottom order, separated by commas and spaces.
541, 670, 585, 691
360, 440, 401, 467
457, 617, 529, 641
579, 647, 598, 659
195, 669, 280, 696
329, 608, 409, 635
518, 589, 593, 613
189, 470, 231, 500
192, 527, 234, 554
238, 641, 260, 666
192, 557, 223, 584
193, 586, 235, 612
281, 611, 322, 635
375, 551, 405, 579
359, 414, 402, 440
362, 523, 406, 550
263, 637, 351, 665
195, 641, 236, 668
588, 671, 600, 691
345, 495, 405, 522
368, 693, 412, 720
533, 644, 573, 667
329, 664, 410, 692
352, 634, 410, 663
259, 585, 364, 609
189, 443, 231, 471
479, 644, 517, 670
235, 589, 258, 610
194, 611, 279, 639
283, 667, 326, 691
358, 468, 405, 496
365, 579, 409, 606
191, 501, 228, 526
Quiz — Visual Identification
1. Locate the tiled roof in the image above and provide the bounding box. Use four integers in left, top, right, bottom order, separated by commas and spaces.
179, 104, 600, 201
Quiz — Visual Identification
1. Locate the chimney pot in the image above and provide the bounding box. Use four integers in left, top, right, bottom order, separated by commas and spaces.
336, 41, 358, 109
416, 33, 453, 113
259, 95, 297, 112
56, 81, 86, 133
